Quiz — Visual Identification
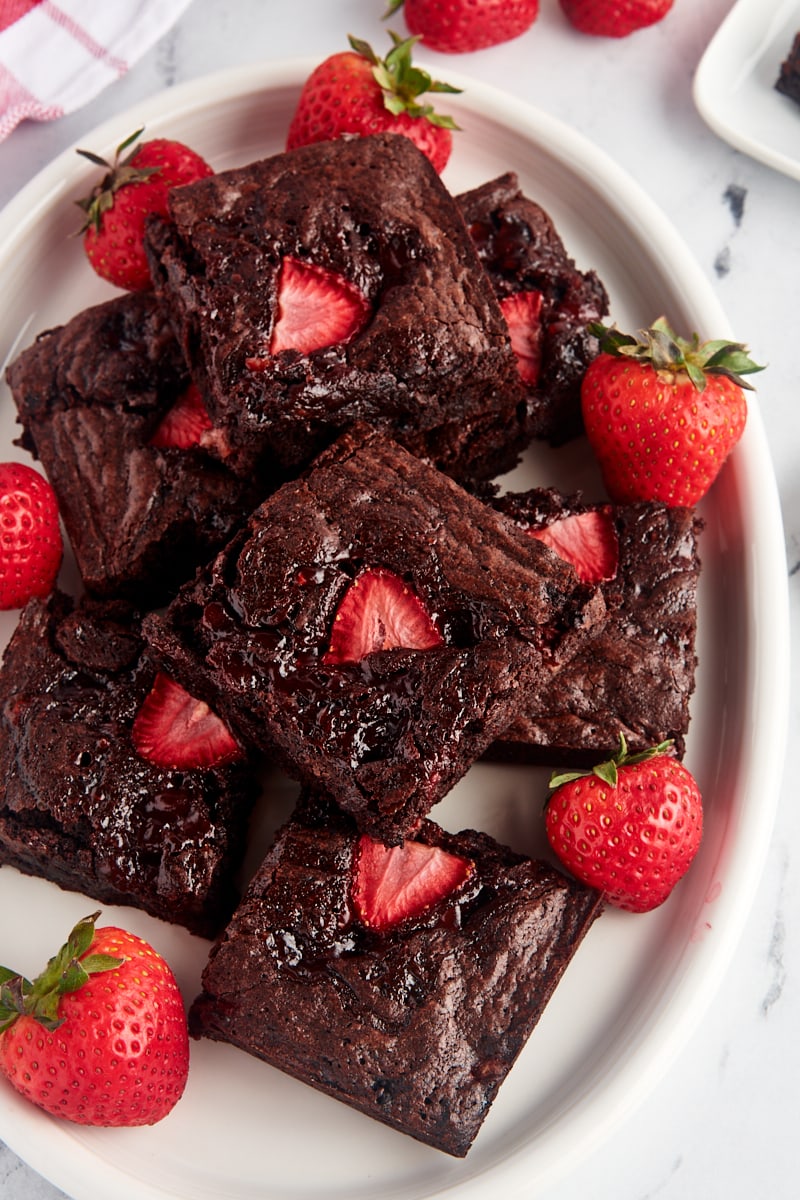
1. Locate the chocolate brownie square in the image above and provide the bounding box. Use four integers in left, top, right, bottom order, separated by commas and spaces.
143, 426, 603, 844
0, 591, 258, 937
189, 791, 603, 1157
144, 132, 528, 482
5, 291, 264, 603
457, 172, 609, 445
489, 488, 702, 763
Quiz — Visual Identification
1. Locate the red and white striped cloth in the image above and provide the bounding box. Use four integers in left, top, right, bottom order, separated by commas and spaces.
0, 0, 195, 142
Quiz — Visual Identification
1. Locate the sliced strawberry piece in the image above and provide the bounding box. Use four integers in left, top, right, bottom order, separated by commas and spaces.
323, 568, 444, 665
501, 289, 544, 386
352, 834, 474, 931
269, 256, 371, 355
529, 508, 619, 584
132, 672, 243, 769
149, 383, 213, 449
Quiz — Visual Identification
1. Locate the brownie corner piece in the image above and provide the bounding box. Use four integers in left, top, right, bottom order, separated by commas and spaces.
188, 796, 603, 1156
5, 290, 261, 604
143, 426, 602, 844
144, 132, 528, 482
489, 488, 702, 763
0, 590, 258, 938
457, 171, 609, 445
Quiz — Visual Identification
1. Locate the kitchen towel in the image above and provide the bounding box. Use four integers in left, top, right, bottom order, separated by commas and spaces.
0, 0, 194, 142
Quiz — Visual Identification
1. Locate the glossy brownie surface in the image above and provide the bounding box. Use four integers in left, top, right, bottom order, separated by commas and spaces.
5, 291, 262, 603
458, 172, 609, 445
144, 426, 603, 843
490, 487, 702, 762
0, 591, 257, 936
145, 133, 528, 480
189, 792, 603, 1157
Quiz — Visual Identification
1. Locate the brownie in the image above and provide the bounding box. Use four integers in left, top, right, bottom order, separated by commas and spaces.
189, 791, 603, 1157
5, 291, 264, 603
0, 590, 258, 937
457, 172, 609, 445
143, 132, 529, 482
776, 32, 800, 106
489, 488, 702, 763
143, 426, 604, 844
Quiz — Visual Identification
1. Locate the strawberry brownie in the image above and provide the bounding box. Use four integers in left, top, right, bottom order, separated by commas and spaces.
489, 487, 702, 762
143, 425, 604, 844
5, 291, 264, 603
189, 790, 603, 1157
457, 172, 609, 445
0, 590, 257, 937
143, 132, 529, 481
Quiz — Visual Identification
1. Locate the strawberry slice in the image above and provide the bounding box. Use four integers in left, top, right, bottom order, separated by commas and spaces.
352, 834, 474, 931
149, 383, 213, 449
132, 672, 243, 769
501, 289, 544, 386
529, 509, 619, 584
269, 256, 371, 355
323, 568, 444, 665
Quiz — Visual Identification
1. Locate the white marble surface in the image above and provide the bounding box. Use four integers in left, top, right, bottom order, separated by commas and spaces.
0, 1, 798, 1197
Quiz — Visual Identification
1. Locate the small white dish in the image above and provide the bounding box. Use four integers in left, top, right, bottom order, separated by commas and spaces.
694, 0, 800, 180
0, 60, 790, 1200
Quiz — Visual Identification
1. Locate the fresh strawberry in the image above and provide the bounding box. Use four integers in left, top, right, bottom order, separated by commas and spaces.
76, 129, 213, 291
387, 0, 539, 54
352, 834, 474, 930
0, 911, 189, 1126
286, 34, 460, 175
269, 257, 371, 355
0, 462, 62, 610
323, 568, 444, 665
149, 382, 213, 449
581, 317, 762, 507
132, 672, 243, 769
529, 508, 618, 583
500, 289, 544, 385
559, 0, 674, 37
545, 735, 703, 912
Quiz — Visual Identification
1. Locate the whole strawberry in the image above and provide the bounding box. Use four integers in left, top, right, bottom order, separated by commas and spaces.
559, 0, 674, 37
77, 129, 213, 291
0, 462, 62, 609
286, 33, 460, 174
386, 0, 539, 53
0, 912, 189, 1126
581, 317, 763, 506
545, 736, 703, 913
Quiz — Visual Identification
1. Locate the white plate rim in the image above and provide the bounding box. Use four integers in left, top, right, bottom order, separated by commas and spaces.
0, 58, 791, 1200
693, 0, 800, 180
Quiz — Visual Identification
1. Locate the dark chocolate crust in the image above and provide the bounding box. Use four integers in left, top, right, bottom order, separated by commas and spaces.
776, 32, 800, 105
143, 426, 603, 843
144, 133, 528, 481
457, 172, 609, 445
489, 488, 702, 763
189, 793, 603, 1157
5, 291, 263, 603
0, 591, 257, 937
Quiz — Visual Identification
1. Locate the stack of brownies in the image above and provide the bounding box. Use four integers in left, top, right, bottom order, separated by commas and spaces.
1, 132, 702, 1156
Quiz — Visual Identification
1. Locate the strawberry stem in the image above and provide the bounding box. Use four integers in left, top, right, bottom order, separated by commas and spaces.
75, 128, 160, 235
588, 316, 764, 393
0, 912, 124, 1034
347, 32, 462, 130
548, 733, 675, 791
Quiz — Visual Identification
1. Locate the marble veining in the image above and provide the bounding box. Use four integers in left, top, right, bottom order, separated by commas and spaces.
0, 1, 798, 1198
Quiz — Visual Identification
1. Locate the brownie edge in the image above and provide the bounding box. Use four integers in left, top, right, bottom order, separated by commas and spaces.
189, 796, 603, 1157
